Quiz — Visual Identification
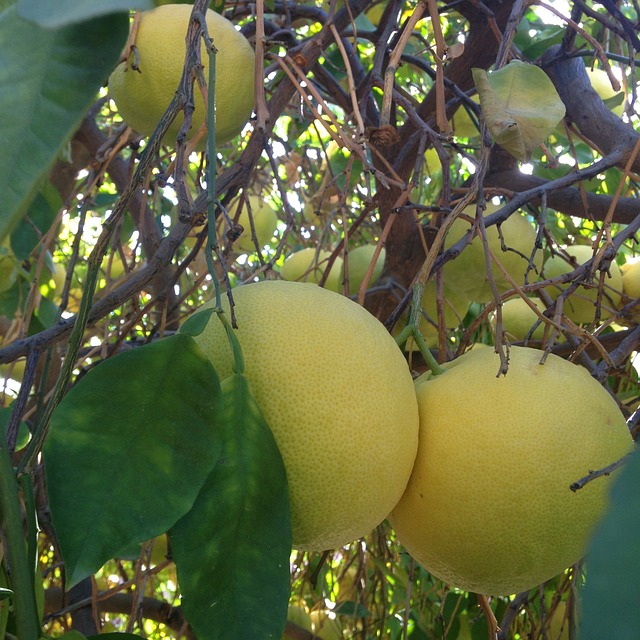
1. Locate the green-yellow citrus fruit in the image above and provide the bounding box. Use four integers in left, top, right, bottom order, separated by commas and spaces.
444, 205, 542, 303
230, 195, 278, 253
492, 296, 557, 344
0, 244, 18, 294
543, 245, 623, 324
450, 95, 481, 138
586, 67, 625, 116
365, 2, 386, 26
108, 4, 255, 146
621, 258, 640, 299
192, 280, 419, 550
280, 247, 343, 293
341, 244, 386, 296
389, 345, 634, 595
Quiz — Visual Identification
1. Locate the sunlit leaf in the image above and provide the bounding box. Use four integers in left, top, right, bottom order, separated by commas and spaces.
472, 60, 565, 160
170, 373, 291, 640
578, 447, 640, 640
44, 333, 223, 587
0, 6, 128, 243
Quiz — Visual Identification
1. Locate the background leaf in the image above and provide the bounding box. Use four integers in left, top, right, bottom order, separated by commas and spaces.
472, 60, 565, 160
578, 447, 640, 640
17, 0, 152, 28
169, 373, 291, 640
0, 6, 128, 242
44, 334, 223, 587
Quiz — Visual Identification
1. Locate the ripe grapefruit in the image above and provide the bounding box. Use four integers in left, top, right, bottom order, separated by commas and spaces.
390, 345, 634, 595
192, 280, 419, 551
108, 4, 255, 146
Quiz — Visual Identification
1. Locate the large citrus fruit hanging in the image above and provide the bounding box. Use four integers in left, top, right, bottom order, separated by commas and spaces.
191, 280, 419, 551
389, 345, 634, 595
108, 4, 255, 146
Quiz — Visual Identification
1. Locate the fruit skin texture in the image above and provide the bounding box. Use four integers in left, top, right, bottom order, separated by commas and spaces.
192, 280, 419, 551
389, 345, 634, 596
280, 247, 343, 293
108, 4, 255, 146
543, 245, 623, 324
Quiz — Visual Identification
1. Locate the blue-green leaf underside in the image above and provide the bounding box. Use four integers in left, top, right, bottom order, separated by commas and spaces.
169, 373, 291, 640
44, 333, 222, 587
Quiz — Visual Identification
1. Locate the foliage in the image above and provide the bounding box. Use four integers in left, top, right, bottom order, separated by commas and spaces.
0, 0, 639, 638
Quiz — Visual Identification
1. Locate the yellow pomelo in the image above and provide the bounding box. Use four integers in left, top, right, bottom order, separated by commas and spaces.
444, 205, 542, 303
543, 245, 623, 324
492, 296, 553, 343
389, 345, 634, 595
621, 258, 640, 299
280, 247, 343, 293
192, 281, 419, 550
108, 4, 255, 146
450, 95, 481, 138
341, 244, 386, 295
0, 244, 18, 294
227, 195, 278, 253
586, 67, 625, 116
365, 2, 386, 25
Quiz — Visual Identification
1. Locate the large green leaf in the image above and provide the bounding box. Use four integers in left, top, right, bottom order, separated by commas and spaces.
472, 60, 565, 161
44, 333, 223, 587
578, 447, 640, 640
169, 373, 291, 640
18, 0, 151, 28
0, 6, 128, 243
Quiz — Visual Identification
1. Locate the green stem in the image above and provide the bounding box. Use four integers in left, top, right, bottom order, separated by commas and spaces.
0, 443, 41, 638
399, 282, 446, 377
216, 310, 245, 376
17, 267, 100, 476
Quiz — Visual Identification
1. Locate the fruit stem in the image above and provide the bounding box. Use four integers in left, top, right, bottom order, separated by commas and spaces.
216, 310, 245, 376
395, 282, 446, 376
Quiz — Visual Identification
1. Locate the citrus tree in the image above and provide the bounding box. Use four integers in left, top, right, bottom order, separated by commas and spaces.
1, 0, 639, 639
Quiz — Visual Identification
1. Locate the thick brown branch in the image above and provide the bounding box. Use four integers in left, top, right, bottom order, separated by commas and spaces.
541, 45, 640, 174
483, 170, 640, 225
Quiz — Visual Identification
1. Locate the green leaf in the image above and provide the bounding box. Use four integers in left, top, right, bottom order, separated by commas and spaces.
578, 447, 640, 640
0, 6, 129, 243
169, 373, 291, 640
472, 60, 565, 161
10, 183, 62, 261
180, 307, 216, 337
0, 588, 12, 601
44, 333, 223, 587
17, 0, 151, 28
